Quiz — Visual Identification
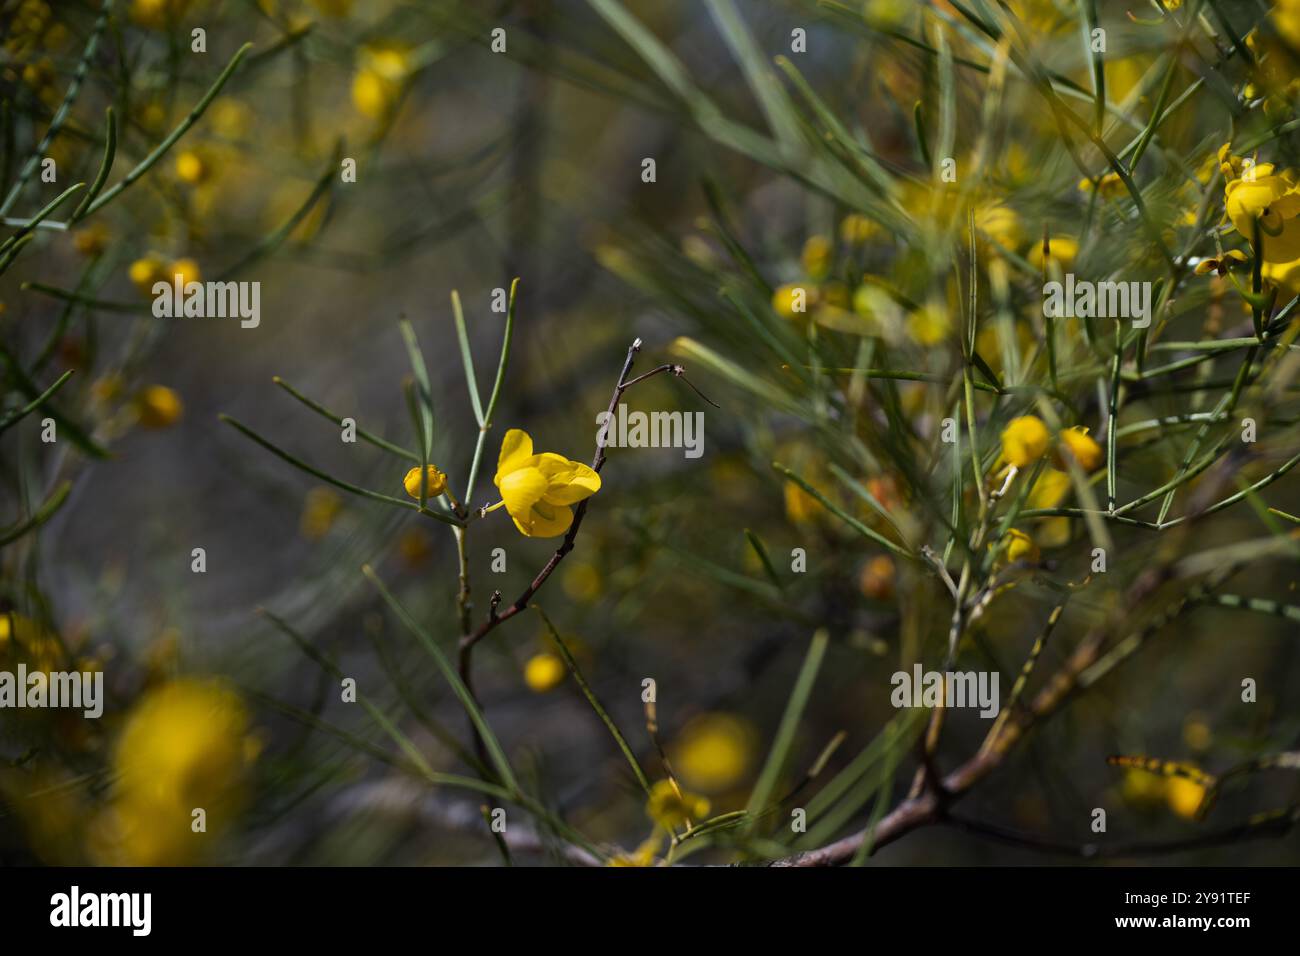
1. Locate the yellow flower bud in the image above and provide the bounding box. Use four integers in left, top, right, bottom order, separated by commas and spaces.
174, 149, 207, 185
801, 234, 834, 280
403, 465, 447, 499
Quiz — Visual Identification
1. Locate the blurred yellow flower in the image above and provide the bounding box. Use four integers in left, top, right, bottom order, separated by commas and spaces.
671, 712, 758, 792
300, 487, 343, 540
561, 561, 602, 603
1057, 426, 1103, 472
840, 213, 878, 244
175, 149, 208, 185
94, 678, 257, 865
134, 385, 183, 428
1166, 776, 1206, 820
493, 429, 600, 537
128, 255, 167, 296
907, 302, 951, 345
130, 0, 192, 30
1001, 415, 1049, 467
403, 464, 447, 499
607, 835, 662, 867
1078, 172, 1124, 200
352, 44, 412, 119
1027, 468, 1071, 510
772, 282, 813, 318
801, 235, 834, 280
646, 779, 710, 830
171, 257, 201, 286
1273, 0, 1300, 49
72, 222, 109, 258
974, 203, 1023, 254
523, 652, 566, 693
1028, 235, 1078, 271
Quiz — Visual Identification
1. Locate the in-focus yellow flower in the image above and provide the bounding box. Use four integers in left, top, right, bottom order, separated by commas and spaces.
1000, 528, 1040, 565
135, 385, 183, 428
772, 282, 813, 318
403, 464, 447, 499
801, 234, 834, 280
493, 429, 600, 537
645, 779, 710, 830
1056, 426, 1103, 472
352, 44, 412, 119
523, 652, 566, 693
671, 712, 758, 792
93, 678, 257, 865
1223, 162, 1300, 265
300, 487, 343, 540
1028, 235, 1079, 271
1000, 415, 1049, 467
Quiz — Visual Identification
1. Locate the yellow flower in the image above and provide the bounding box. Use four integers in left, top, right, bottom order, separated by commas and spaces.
1273, 0, 1300, 49
671, 712, 758, 792
135, 385, 183, 428
128, 255, 166, 296
171, 257, 201, 286
607, 835, 662, 867
352, 44, 412, 119
1056, 426, 1103, 472
1027, 235, 1079, 271
403, 464, 447, 499
1078, 171, 1124, 200
1224, 161, 1300, 262
772, 282, 813, 318
130, 0, 191, 29
1000, 528, 1040, 565
72, 222, 109, 257
1000, 415, 1049, 467
94, 678, 257, 865
801, 235, 834, 280
907, 302, 951, 345
645, 779, 710, 830
523, 652, 566, 693
174, 149, 208, 185
1166, 776, 1206, 820
840, 213, 878, 244
1027, 468, 1071, 510
974, 203, 1023, 254
493, 429, 600, 537
300, 487, 343, 540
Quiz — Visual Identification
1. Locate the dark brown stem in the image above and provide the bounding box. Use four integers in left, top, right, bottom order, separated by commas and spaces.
457, 338, 680, 770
